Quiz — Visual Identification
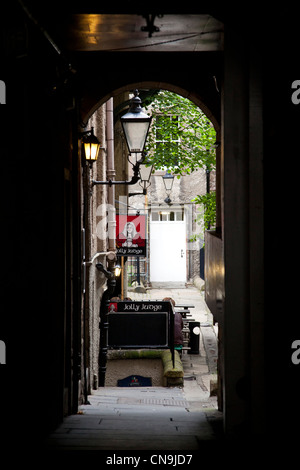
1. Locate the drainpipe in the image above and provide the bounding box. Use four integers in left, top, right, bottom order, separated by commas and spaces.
106, 98, 116, 267
97, 98, 117, 388
98, 277, 116, 387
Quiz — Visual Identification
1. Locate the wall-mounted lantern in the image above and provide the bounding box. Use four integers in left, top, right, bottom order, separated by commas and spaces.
114, 263, 122, 277
81, 127, 100, 166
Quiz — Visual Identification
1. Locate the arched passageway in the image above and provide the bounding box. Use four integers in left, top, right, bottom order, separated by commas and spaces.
68, 30, 265, 438
5, 5, 300, 454
82, 81, 220, 132
80, 82, 223, 436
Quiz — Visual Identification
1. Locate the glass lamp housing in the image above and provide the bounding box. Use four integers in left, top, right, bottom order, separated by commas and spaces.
121, 90, 152, 154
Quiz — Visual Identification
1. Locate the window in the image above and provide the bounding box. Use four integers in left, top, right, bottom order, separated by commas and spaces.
155, 115, 179, 141
151, 209, 184, 222
151, 211, 159, 221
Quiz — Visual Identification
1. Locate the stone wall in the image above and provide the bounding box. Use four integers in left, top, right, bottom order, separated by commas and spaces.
106, 358, 164, 387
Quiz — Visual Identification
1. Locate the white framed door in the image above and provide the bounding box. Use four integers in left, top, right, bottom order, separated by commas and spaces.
150, 210, 186, 285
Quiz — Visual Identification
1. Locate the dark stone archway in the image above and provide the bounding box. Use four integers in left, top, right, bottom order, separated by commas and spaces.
73, 51, 222, 131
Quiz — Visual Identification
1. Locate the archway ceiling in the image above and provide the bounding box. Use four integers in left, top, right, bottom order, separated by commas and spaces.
60, 14, 223, 52
19, 3, 224, 124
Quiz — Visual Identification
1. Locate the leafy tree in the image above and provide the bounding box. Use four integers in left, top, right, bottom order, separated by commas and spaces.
145, 90, 216, 175
192, 192, 216, 231
144, 90, 217, 243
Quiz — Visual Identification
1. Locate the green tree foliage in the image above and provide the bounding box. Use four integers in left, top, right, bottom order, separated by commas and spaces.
145, 90, 216, 175
192, 192, 216, 231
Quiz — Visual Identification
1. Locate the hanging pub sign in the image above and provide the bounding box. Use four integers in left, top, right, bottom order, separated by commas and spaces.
116, 214, 146, 257
103, 300, 175, 373
107, 301, 174, 353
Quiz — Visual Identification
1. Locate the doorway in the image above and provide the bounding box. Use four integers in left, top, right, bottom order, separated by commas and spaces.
150, 208, 187, 286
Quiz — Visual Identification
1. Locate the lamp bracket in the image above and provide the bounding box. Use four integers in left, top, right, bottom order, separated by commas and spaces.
85, 251, 116, 266
96, 262, 113, 279
79, 127, 94, 137
92, 177, 140, 187
92, 162, 140, 187
128, 189, 147, 197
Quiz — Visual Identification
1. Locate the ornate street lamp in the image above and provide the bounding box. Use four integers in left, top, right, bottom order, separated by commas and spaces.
128, 159, 153, 197
120, 89, 152, 155
138, 161, 154, 194
89, 91, 152, 188
162, 170, 174, 204
139, 161, 153, 184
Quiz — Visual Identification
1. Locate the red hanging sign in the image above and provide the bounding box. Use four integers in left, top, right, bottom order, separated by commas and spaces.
116, 214, 146, 256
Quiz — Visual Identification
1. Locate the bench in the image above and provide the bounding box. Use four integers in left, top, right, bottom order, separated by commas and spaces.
161, 350, 184, 387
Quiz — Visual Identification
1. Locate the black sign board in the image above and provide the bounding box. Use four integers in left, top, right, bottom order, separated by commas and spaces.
108, 312, 169, 348
107, 301, 174, 358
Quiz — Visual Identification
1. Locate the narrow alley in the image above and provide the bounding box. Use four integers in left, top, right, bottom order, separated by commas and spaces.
44, 284, 222, 452
2, 3, 300, 460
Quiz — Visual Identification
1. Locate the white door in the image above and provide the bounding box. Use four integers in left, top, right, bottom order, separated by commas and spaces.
150, 211, 186, 285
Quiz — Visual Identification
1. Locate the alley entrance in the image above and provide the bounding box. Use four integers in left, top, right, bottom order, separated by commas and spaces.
80, 84, 220, 446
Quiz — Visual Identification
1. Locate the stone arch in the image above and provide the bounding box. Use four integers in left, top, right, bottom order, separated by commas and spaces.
82, 78, 221, 229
